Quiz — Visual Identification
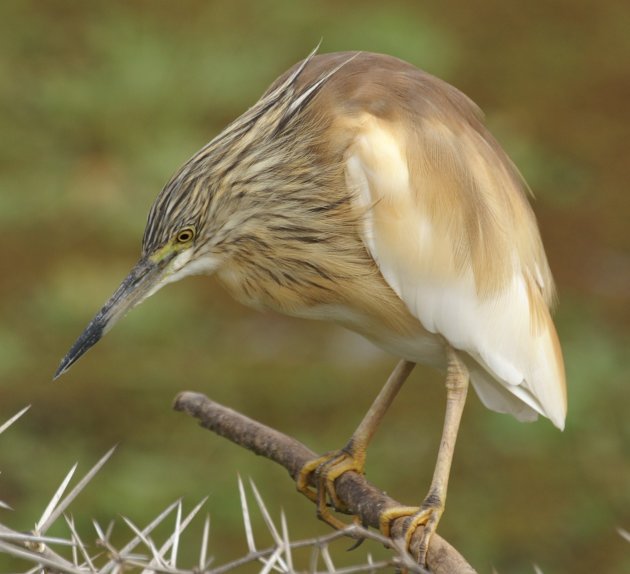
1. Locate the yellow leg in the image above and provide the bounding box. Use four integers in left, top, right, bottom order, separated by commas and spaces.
380, 347, 469, 565
297, 360, 416, 529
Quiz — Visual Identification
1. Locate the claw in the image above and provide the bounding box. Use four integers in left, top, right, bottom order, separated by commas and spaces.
379, 505, 420, 538
378, 494, 445, 567
296, 453, 327, 503
406, 504, 443, 566
296, 448, 366, 530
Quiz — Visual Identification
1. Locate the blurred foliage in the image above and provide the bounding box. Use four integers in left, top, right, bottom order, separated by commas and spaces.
0, 0, 629, 572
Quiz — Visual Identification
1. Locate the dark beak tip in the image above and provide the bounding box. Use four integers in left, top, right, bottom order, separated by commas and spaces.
53, 363, 66, 381
53, 326, 102, 382
53, 355, 73, 381
53, 256, 158, 382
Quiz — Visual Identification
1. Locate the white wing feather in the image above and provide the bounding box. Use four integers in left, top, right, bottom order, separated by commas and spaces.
346, 115, 566, 429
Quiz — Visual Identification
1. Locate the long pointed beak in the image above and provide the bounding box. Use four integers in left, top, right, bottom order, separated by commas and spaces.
54, 256, 168, 380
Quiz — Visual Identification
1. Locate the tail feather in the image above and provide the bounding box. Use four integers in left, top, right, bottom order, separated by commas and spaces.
465, 301, 566, 430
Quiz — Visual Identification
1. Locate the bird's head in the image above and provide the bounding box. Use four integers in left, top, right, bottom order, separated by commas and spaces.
53, 173, 227, 380
54, 48, 356, 379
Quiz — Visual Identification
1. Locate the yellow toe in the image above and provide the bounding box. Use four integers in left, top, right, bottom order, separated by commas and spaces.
296, 448, 367, 530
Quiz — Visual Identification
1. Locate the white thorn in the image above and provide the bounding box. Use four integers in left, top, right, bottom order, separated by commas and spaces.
249, 478, 281, 545
36, 462, 78, 533
239, 475, 256, 552
170, 499, 182, 567
65, 514, 97, 572
39, 446, 117, 534
321, 543, 336, 573
281, 510, 293, 573
199, 513, 211, 571
100, 499, 180, 574
0, 405, 31, 435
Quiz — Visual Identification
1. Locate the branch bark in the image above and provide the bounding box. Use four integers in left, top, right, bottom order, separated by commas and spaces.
173, 391, 476, 574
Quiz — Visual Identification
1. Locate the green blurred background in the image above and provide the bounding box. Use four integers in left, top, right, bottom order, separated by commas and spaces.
1, 0, 629, 572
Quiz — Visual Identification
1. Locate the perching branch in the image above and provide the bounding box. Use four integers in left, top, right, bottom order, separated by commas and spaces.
173, 391, 477, 574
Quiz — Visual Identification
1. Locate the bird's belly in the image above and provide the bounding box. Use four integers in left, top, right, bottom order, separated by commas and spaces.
291, 302, 447, 370
217, 252, 447, 370
367, 330, 447, 370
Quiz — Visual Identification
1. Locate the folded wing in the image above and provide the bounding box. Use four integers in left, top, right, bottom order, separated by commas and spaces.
344, 107, 566, 429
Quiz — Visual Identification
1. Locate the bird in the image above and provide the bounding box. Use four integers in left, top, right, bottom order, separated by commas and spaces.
55, 47, 566, 565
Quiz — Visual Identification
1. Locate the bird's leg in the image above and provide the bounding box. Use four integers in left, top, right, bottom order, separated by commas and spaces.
380, 347, 469, 565
297, 359, 416, 530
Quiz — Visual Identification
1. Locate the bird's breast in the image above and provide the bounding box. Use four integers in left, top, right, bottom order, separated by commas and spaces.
217, 257, 447, 370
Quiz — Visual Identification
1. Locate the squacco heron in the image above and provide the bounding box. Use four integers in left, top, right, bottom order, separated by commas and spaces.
56, 49, 566, 564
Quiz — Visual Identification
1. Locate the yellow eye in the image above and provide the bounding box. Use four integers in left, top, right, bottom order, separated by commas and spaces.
175, 227, 195, 243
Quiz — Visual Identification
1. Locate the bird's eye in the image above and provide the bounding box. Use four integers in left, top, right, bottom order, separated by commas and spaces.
175, 227, 195, 243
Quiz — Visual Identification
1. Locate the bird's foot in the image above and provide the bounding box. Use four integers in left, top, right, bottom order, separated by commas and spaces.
379, 492, 444, 566
296, 447, 366, 530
